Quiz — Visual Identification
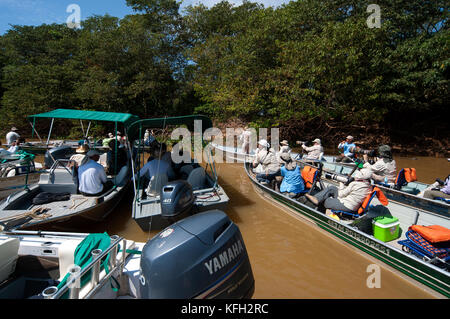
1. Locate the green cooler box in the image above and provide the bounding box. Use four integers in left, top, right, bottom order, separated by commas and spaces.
372, 217, 400, 242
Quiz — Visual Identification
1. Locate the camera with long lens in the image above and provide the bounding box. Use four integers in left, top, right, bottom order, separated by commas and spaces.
324, 173, 354, 185
349, 146, 377, 157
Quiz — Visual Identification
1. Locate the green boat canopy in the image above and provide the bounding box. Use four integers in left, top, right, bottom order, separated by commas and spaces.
127, 115, 213, 142
28, 109, 140, 127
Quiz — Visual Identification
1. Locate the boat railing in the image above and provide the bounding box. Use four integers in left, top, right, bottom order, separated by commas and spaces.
47, 159, 76, 184
38, 234, 127, 299
204, 144, 218, 189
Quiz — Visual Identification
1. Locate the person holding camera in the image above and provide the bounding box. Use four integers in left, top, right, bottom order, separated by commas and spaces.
253, 139, 281, 185
363, 145, 397, 183
336, 136, 356, 163
305, 168, 372, 213
300, 138, 323, 160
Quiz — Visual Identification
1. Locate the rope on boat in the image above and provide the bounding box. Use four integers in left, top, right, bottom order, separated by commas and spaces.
0, 206, 52, 223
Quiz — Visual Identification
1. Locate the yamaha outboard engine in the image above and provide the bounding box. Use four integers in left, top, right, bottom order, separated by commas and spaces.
44, 145, 75, 168
139, 210, 255, 299
160, 180, 195, 222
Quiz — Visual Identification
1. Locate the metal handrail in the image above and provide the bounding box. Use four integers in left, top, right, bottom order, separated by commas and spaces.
42, 234, 124, 299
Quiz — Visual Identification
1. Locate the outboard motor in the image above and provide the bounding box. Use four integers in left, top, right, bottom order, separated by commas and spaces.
160, 180, 195, 222
44, 145, 75, 168
139, 210, 255, 299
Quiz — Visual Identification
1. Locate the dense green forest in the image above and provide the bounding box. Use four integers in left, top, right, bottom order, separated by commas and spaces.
0, 0, 449, 154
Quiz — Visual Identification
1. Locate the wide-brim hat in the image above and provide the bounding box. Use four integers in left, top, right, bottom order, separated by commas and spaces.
313, 138, 321, 144
87, 150, 101, 157
76, 145, 89, 154
346, 135, 354, 141
280, 140, 289, 146
279, 153, 292, 163
258, 139, 270, 148
11, 127, 18, 131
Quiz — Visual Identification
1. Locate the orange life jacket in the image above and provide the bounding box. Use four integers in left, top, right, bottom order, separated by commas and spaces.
404, 168, 417, 183
410, 225, 450, 243
301, 166, 318, 189
357, 186, 388, 215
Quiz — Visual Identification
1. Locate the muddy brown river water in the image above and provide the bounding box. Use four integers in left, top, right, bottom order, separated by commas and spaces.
89, 156, 448, 299
2, 142, 449, 298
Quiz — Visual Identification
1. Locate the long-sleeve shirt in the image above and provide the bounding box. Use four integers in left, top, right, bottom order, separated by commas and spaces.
302, 144, 323, 160
363, 159, 397, 183
338, 180, 371, 211
253, 149, 280, 174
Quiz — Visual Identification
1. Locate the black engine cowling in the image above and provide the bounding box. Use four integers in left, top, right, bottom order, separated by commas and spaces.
160, 180, 195, 219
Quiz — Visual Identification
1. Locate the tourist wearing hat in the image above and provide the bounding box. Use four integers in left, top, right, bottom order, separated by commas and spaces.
301, 138, 324, 160
337, 135, 356, 163
78, 149, 112, 197
305, 168, 372, 213
252, 139, 281, 185
278, 153, 305, 198
6, 127, 20, 145
239, 126, 253, 155
363, 145, 397, 183
69, 144, 90, 168
276, 140, 291, 164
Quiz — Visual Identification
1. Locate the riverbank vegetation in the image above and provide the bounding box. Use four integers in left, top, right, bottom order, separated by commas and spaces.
0, 0, 448, 155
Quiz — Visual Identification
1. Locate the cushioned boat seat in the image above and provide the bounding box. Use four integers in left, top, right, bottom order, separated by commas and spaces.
187, 167, 206, 190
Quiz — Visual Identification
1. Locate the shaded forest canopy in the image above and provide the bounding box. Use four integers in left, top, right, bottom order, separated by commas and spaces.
0, 0, 449, 155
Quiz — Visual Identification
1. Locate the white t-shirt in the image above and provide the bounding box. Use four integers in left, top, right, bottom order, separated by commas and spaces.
78, 159, 108, 195
7, 145, 19, 153
6, 131, 20, 145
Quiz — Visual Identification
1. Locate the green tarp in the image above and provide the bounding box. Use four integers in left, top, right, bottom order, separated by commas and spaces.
28, 109, 140, 127
126, 115, 213, 142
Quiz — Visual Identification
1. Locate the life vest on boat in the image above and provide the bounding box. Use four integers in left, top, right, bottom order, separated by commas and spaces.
404, 168, 417, 183
410, 225, 450, 244
395, 168, 417, 187
301, 166, 318, 189
357, 186, 388, 215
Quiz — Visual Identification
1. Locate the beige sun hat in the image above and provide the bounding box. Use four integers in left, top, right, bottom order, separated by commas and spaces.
346, 135, 354, 141
312, 138, 321, 144
280, 140, 289, 146
76, 144, 90, 154
258, 139, 270, 148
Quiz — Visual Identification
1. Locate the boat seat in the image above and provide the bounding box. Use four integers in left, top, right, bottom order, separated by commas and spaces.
113, 165, 129, 187
187, 167, 206, 191
146, 173, 169, 196
58, 239, 83, 281
39, 168, 78, 194
179, 164, 194, 179
0, 237, 20, 282
331, 187, 388, 219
